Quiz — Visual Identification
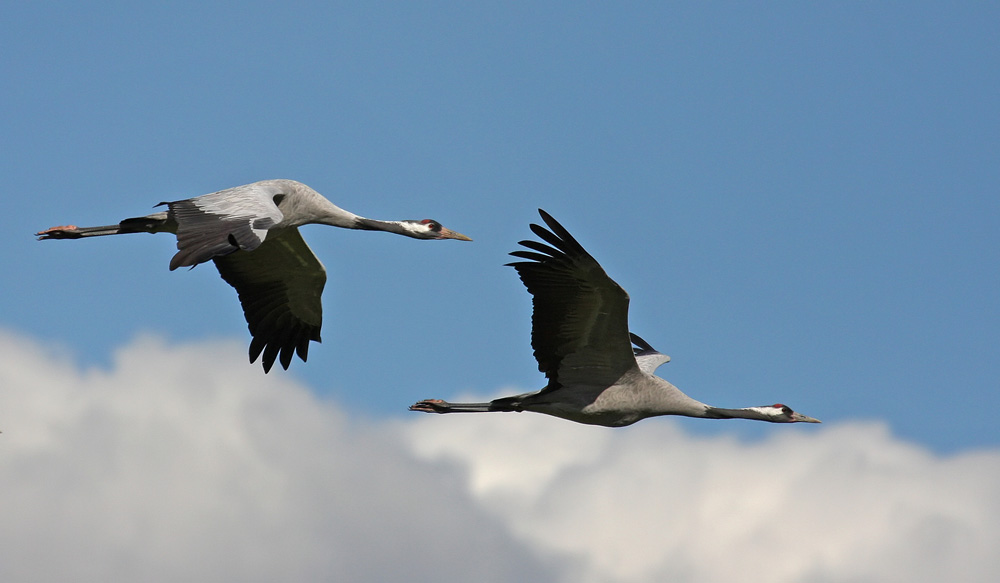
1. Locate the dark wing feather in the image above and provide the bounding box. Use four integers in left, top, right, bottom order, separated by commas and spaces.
506, 209, 637, 389
213, 228, 325, 373
630, 332, 656, 354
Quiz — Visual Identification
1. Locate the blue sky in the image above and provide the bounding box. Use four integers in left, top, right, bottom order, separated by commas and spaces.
4, 1, 998, 456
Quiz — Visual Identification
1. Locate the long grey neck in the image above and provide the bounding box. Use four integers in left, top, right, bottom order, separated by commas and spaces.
702, 406, 773, 421
353, 217, 416, 237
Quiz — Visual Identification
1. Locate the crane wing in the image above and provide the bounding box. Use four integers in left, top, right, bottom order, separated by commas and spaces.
507, 209, 637, 389
213, 227, 325, 373
164, 182, 285, 270
630, 332, 671, 374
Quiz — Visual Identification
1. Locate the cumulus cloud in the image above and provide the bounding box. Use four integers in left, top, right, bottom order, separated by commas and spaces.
0, 332, 548, 583
1, 329, 998, 583
409, 413, 1000, 582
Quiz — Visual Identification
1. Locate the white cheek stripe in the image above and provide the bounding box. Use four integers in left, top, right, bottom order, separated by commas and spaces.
400, 222, 432, 236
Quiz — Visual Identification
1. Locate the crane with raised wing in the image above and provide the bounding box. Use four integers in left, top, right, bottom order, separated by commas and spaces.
411, 210, 818, 427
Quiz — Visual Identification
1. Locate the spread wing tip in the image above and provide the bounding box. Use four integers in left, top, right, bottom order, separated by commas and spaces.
630, 332, 656, 352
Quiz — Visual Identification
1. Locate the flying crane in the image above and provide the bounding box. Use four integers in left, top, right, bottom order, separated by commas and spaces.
37, 179, 471, 372
411, 210, 819, 426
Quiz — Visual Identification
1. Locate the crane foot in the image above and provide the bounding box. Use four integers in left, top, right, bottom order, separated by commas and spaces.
36, 225, 81, 239
409, 399, 449, 413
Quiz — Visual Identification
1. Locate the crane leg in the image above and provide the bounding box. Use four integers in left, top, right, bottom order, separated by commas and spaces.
409, 399, 496, 413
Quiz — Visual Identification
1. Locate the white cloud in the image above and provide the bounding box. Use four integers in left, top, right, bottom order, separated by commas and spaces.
0, 332, 547, 583
1, 329, 998, 583
408, 410, 1000, 583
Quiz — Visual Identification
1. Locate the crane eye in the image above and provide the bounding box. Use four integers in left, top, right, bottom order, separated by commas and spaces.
420, 219, 442, 231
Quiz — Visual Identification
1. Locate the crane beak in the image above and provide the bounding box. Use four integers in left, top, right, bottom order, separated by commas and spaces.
791, 412, 821, 423
438, 227, 472, 241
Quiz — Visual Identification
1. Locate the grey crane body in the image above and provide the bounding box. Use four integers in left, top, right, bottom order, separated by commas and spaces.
494, 373, 708, 428
37, 179, 471, 373
410, 209, 819, 427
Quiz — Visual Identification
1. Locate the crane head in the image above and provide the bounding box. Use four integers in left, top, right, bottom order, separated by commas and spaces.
767, 403, 821, 423
402, 219, 473, 241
